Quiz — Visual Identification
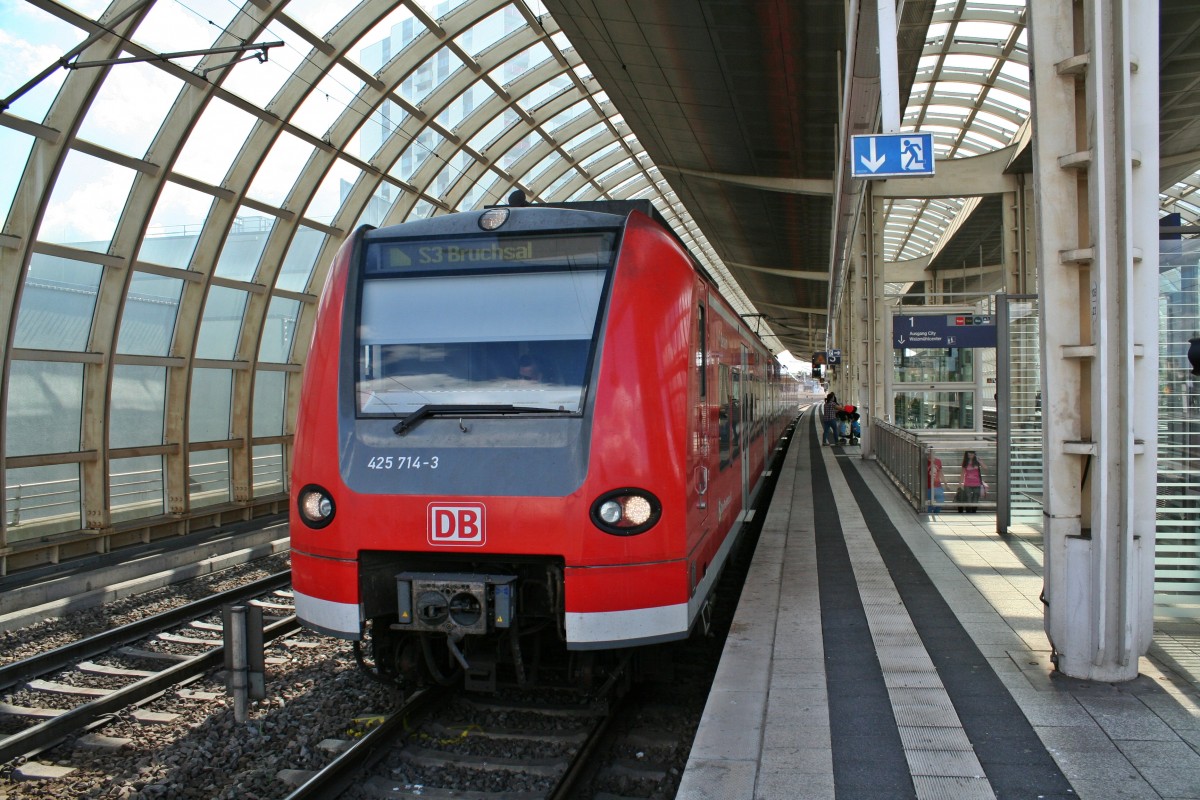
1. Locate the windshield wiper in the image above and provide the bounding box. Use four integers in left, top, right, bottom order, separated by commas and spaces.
393, 404, 563, 436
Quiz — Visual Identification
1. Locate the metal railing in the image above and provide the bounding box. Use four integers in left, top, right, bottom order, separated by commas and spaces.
872, 421, 998, 514
5, 451, 287, 538
872, 420, 926, 510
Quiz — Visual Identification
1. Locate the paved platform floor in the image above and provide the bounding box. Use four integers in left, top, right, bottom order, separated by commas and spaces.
678, 411, 1200, 800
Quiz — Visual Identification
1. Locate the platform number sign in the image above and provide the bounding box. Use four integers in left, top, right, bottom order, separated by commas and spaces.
892, 313, 996, 349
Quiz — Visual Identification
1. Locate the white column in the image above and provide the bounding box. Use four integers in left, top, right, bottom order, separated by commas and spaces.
1028, 0, 1158, 681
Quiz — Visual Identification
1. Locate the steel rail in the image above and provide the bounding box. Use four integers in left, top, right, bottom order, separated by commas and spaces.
281, 687, 442, 800
0, 571, 292, 692
0, 574, 299, 765
0, 615, 298, 765
547, 707, 618, 800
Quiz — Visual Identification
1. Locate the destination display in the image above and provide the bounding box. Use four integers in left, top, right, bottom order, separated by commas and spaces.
892, 313, 997, 348
366, 232, 616, 274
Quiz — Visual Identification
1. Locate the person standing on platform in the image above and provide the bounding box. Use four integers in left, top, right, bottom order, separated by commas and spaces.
821, 393, 840, 446
958, 450, 985, 512
927, 453, 944, 512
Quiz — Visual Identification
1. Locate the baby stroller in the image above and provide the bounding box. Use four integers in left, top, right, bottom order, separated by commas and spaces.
836, 404, 861, 445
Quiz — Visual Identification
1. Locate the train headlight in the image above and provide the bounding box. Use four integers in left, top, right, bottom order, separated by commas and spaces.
591, 489, 661, 536
297, 485, 336, 529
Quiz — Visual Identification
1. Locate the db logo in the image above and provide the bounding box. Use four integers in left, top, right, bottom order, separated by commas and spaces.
427, 503, 486, 546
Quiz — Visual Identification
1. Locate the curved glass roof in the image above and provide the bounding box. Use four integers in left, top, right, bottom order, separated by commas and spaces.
882, 0, 1030, 266
0, 0, 752, 547
0, 0, 1190, 558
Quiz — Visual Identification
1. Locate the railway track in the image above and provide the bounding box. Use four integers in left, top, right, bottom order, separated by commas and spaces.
282, 659, 631, 800
0, 570, 298, 768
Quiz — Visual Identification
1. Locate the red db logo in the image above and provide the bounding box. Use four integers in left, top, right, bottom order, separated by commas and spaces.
427, 503, 486, 546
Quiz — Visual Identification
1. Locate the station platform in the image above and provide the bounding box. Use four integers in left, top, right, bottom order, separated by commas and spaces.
678, 408, 1200, 800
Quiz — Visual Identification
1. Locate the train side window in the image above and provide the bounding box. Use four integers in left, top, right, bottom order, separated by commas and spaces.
697, 303, 706, 399
718, 363, 731, 469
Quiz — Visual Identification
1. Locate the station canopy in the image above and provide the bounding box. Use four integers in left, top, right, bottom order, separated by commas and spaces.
0, 0, 1193, 558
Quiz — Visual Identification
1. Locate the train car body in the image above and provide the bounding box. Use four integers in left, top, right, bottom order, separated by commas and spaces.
290, 200, 796, 685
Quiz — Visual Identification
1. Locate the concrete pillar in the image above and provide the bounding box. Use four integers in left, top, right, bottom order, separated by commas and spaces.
862, 189, 888, 454
1005, 177, 1038, 295
1028, 0, 1158, 680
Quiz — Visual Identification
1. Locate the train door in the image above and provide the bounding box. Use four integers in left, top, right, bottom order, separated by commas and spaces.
739, 344, 750, 510
693, 298, 711, 531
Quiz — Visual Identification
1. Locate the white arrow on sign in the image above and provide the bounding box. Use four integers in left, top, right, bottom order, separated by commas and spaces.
860, 138, 886, 172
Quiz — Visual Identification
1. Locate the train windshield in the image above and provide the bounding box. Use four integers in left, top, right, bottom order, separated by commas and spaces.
356, 233, 613, 417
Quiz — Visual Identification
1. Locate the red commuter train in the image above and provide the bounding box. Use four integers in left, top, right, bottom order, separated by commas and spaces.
289, 199, 797, 688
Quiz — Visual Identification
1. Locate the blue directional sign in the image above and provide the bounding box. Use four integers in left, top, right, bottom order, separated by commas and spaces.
892, 313, 996, 349
851, 132, 935, 179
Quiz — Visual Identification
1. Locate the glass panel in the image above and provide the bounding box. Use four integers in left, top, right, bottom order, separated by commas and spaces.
456, 6, 525, 59
253, 371, 287, 437
117, 272, 184, 356
437, 80, 486, 132
893, 390, 976, 430
356, 183, 401, 229
581, 141, 622, 170
75, 61, 182, 159
37, 150, 137, 250
308, 160, 362, 225
490, 42, 553, 87
543, 167, 576, 198
188, 449, 230, 507
110, 455, 164, 523
13, 253, 103, 351
172, 98, 258, 186
138, 182, 213, 269
432, 150, 473, 198
6, 361, 83, 456
564, 123, 605, 152
0, 5, 80, 123
1006, 298, 1042, 527
402, 49, 459, 108
221, 23, 307, 109
1157, 238, 1200, 616
132, 0, 238, 57
277, 226, 326, 292
259, 297, 301, 363
358, 234, 613, 416
5, 464, 80, 541
279, 0, 348, 38
252, 443, 285, 495
246, 131, 314, 208
468, 109, 519, 154
425, 0, 469, 16
392, 130, 444, 183
189, 368, 233, 442
498, 131, 540, 173
215, 212, 274, 281
110, 365, 166, 448
195, 287, 248, 360
518, 78, 571, 113
545, 100, 589, 134
409, 199, 436, 220
526, 152, 563, 184
0, 128, 34, 225
613, 174, 647, 199
292, 64, 365, 139
347, 4, 417, 72
893, 347, 975, 382
457, 180, 488, 211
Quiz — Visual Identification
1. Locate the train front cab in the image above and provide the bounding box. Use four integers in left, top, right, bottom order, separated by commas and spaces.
289, 204, 795, 686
